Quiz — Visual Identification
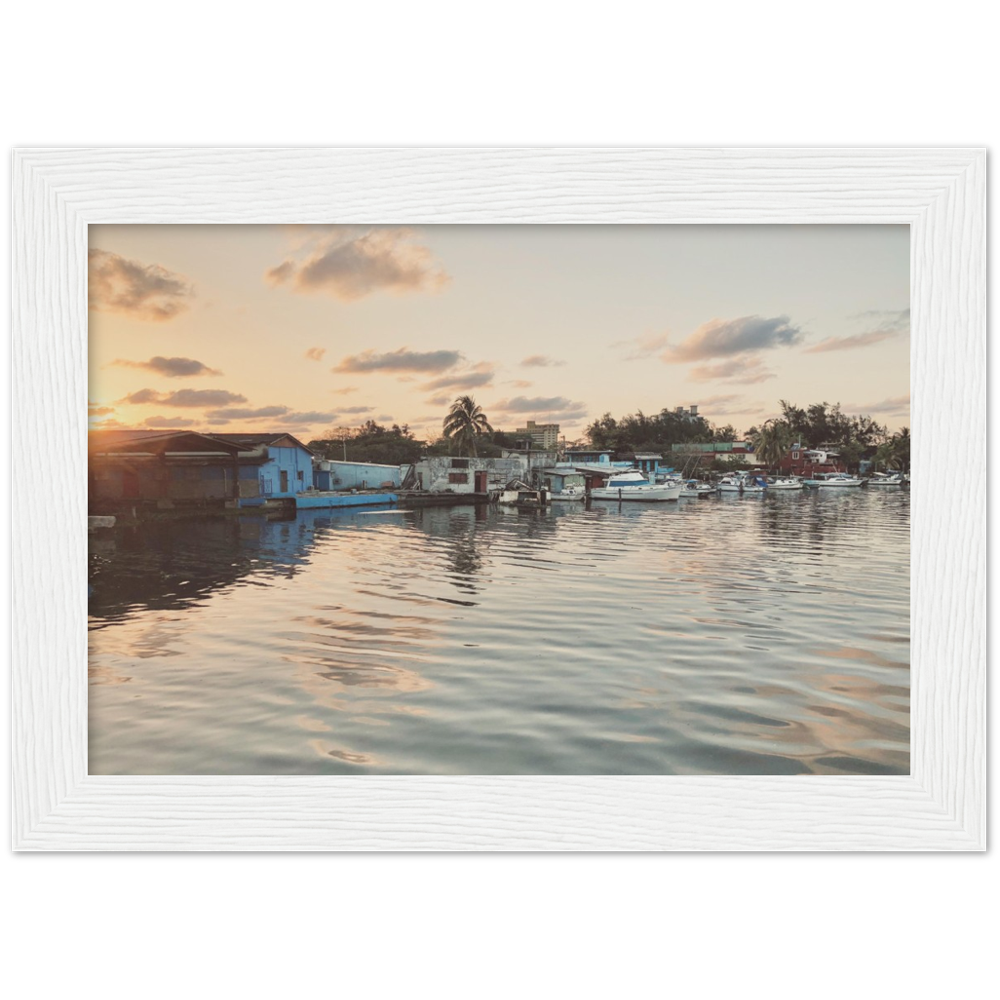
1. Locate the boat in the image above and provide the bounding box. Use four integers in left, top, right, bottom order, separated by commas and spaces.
549, 484, 586, 501
867, 472, 906, 486
679, 479, 716, 498
803, 472, 866, 488
590, 469, 681, 502
716, 473, 767, 494
766, 477, 804, 491
716, 474, 745, 493
496, 480, 547, 508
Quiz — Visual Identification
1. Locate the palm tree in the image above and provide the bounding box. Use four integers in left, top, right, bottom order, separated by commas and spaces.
752, 419, 794, 471
442, 395, 493, 457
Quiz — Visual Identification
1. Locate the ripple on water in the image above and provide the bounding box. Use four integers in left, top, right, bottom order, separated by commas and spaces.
88, 491, 910, 774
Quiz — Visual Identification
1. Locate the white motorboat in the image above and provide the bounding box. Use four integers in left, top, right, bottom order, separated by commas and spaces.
716, 474, 745, 493
590, 469, 681, 502
867, 472, 905, 486
717, 473, 767, 494
679, 479, 715, 498
803, 472, 865, 488
766, 477, 804, 491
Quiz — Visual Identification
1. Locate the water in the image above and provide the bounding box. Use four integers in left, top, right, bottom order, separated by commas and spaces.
88, 489, 910, 775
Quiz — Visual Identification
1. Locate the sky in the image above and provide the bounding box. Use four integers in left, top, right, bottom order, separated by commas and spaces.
88, 224, 910, 442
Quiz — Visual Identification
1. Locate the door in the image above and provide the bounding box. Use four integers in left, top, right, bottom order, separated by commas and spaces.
474, 470, 488, 492
122, 470, 140, 498
280, 470, 289, 493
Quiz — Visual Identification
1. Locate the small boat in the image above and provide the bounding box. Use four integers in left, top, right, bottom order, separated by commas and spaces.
766, 477, 804, 491
679, 479, 715, 498
590, 469, 681, 502
803, 472, 866, 488
867, 472, 906, 486
496, 480, 547, 508
717, 473, 767, 494
549, 485, 586, 501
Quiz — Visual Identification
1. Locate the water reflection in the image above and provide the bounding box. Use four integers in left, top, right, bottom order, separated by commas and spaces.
89, 491, 910, 775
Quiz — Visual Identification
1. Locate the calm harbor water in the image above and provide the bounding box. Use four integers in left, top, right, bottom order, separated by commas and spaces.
89, 489, 910, 775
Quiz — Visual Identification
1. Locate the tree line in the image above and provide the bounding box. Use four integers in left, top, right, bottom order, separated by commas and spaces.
750, 401, 909, 472
307, 397, 910, 474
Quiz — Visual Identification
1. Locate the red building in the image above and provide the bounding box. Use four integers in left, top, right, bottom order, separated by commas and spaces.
777, 445, 847, 476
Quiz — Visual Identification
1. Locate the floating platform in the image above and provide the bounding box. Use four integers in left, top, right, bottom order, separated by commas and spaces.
294, 491, 398, 509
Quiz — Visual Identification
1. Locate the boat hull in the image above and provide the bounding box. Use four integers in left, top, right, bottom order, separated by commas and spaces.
591, 485, 681, 502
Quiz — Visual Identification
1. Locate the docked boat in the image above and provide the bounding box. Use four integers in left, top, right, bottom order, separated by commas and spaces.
766, 477, 804, 491
717, 473, 767, 494
867, 472, 905, 486
549, 484, 586, 501
803, 472, 866, 488
590, 469, 681, 502
679, 479, 715, 498
496, 480, 547, 508
716, 474, 745, 493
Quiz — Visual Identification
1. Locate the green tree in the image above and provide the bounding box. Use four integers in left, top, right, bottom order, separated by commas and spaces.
753, 419, 794, 470
442, 396, 494, 457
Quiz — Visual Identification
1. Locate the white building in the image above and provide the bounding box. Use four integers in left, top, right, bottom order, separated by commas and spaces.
414, 455, 529, 493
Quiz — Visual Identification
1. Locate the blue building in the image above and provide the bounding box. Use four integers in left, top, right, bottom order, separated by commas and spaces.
624, 452, 663, 476
564, 448, 613, 464
314, 460, 401, 491
211, 433, 315, 507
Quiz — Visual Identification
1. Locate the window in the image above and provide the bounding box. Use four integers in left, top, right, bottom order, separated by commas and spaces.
297, 470, 304, 482
451, 459, 470, 469
792, 451, 800, 460
448, 472, 469, 484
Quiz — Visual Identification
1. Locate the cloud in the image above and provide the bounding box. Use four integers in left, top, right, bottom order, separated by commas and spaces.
426, 394, 451, 407
376, 414, 394, 423
117, 388, 248, 408
281, 411, 340, 424
693, 394, 743, 407
142, 416, 197, 428
843, 394, 911, 415
116, 388, 162, 405
332, 386, 358, 395
665, 315, 803, 362
88, 404, 115, 417
423, 363, 495, 392
492, 395, 579, 413
613, 333, 671, 361
693, 394, 767, 417
205, 405, 290, 420
333, 347, 463, 374
687, 357, 776, 384
111, 356, 222, 378
338, 405, 374, 414
265, 227, 449, 301
305, 347, 327, 361
490, 396, 588, 422
507, 379, 534, 388
805, 309, 910, 354
88, 249, 194, 321
520, 354, 565, 368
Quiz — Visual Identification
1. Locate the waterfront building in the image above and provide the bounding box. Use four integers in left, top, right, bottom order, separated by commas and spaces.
563, 447, 614, 465
534, 468, 586, 494
414, 455, 529, 493
622, 452, 663, 477
514, 420, 560, 450
777, 445, 846, 476
210, 433, 315, 505
314, 459, 401, 491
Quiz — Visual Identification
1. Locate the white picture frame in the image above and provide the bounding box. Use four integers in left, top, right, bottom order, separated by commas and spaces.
12, 147, 985, 851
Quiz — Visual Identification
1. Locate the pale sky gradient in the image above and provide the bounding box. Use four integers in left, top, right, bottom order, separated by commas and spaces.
88, 224, 910, 442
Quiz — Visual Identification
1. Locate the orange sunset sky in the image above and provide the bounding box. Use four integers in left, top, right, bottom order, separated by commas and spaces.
88, 224, 910, 443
